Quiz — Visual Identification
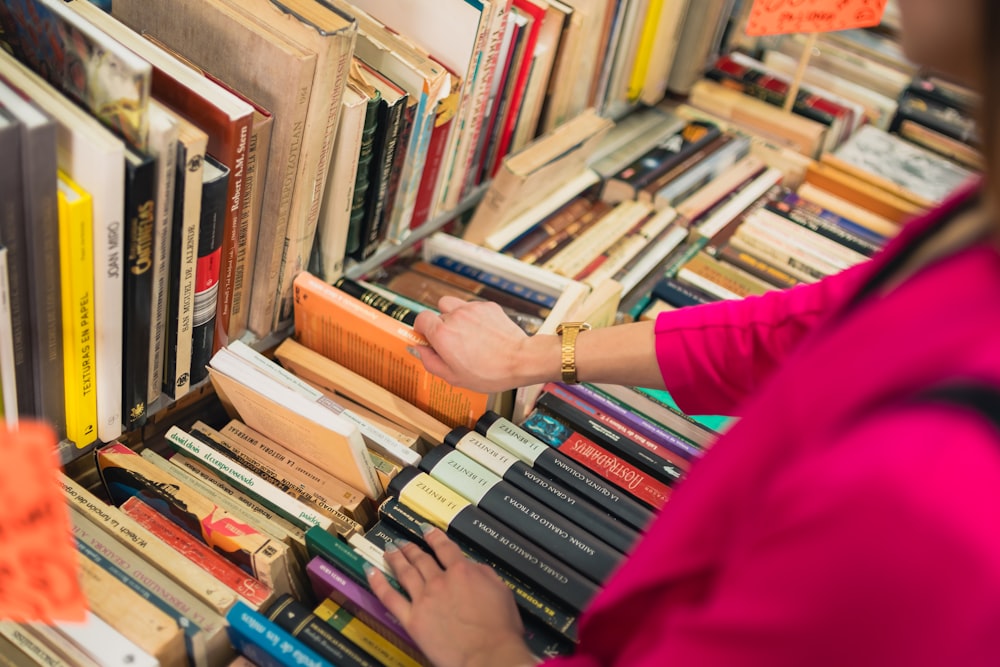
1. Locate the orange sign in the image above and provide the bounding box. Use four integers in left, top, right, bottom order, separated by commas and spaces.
746, 0, 888, 36
0, 422, 86, 622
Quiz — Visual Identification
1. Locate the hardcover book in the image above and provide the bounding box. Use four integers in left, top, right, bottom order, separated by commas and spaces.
190, 156, 230, 385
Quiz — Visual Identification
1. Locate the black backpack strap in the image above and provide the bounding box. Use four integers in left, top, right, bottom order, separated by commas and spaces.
917, 384, 1000, 434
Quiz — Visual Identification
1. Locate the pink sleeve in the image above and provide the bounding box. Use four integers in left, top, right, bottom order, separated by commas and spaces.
653, 263, 868, 415
543, 404, 1000, 667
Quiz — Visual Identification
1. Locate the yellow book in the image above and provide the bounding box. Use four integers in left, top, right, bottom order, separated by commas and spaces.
314, 599, 424, 667
56, 171, 97, 447
626, 0, 664, 102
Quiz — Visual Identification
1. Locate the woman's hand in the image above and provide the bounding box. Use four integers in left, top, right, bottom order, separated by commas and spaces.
411, 296, 559, 394
368, 526, 535, 667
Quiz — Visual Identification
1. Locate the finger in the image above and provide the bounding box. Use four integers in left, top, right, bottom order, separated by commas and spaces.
367, 567, 412, 626
383, 544, 427, 599
437, 295, 468, 314
412, 346, 454, 383
396, 539, 446, 582
413, 310, 443, 340
422, 525, 466, 569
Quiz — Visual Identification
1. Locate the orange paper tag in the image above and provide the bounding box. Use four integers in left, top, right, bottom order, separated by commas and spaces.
745, 0, 888, 36
0, 422, 87, 622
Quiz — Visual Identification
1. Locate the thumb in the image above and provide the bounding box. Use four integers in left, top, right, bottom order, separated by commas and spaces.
411, 345, 453, 382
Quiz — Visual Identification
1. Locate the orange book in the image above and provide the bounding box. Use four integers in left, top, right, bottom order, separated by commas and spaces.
293, 272, 490, 429
804, 161, 924, 224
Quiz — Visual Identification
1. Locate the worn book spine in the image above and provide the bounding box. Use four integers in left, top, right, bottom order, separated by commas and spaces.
357, 94, 406, 260
264, 594, 381, 667
678, 251, 774, 300
448, 424, 639, 554
637, 132, 735, 205
346, 90, 381, 256
388, 468, 600, 613
410, 79, 458, 230
335, 276, 417, 325
190, 156, 229, 385
500, 196, 594, 261
475, 413, 655, 532
418, 444, 624, 584
120, 495, 274, 609
377, 496, 580, 644
717, 245, 800, 290
96, 442, 291, 597
409, 260, 551, 319
380, 99, 417, 240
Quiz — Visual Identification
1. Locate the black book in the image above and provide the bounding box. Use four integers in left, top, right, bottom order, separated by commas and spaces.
122, 147, 157, 430
345, 86, 381, 256
0, 105, 32, 418
419, 444, 625, 584
388, 467, 600, 613
376, 496, 580, 643
334, 276, 416, 325
651, 275, 715, 308
264, 594, 382, 667
379, 97, 416, 239
473, 415, 655, 533
0, 79, 64, 435
449, 424, 639, 554
189, 155, 229, 385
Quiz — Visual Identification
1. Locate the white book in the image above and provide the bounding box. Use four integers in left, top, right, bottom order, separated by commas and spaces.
0, 246, 17, 426
582, 207, 678, 288
653, 135, 751, 209
0, 51, 126, 442
676, 267, 742, 302
730, 228, 829, 283
745, 209, 868, 268
54, 611, 159, 667
209, 347, 382, 498
543, 200, 652, 278
615, 225, 689, 296
694, 167, 783, 239
315, 85, 366, 283
146, 101, 179, 406
226, 339, 421, 467
739, 215, 854, 273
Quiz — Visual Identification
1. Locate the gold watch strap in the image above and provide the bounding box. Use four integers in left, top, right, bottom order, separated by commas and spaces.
556, 322, 591, 384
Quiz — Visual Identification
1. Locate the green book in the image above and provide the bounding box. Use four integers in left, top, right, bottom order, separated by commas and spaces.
346, 82, 381, 256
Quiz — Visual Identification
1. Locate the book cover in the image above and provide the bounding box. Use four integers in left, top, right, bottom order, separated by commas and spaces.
54, 611, 159, 667
409, 70, 460, 230
120, 495, 275, 609
345, 69, 382, 257
95, 442, 293, 597
190, 156, 230, 385
0, 79, 65, 437
208, 345, 382, 500
56, 172, 97, 447
163, 115, 207, 399
313, 598, 424, 667
294, 271, 491, 429
0, 0, 151, 148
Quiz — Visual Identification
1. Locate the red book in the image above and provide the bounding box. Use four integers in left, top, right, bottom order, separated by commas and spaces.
120, 495, 274, 608
411, 73, 460, 230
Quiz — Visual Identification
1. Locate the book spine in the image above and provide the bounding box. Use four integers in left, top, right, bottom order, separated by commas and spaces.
0, 625, 72, 667
56, 174, 97, 447
164, 137, 203, 399
0, 248, 15, 423
380, 100, 417, 242
410, 97, 457, 230
120, 495, 273, 608
419, 445, 623, 584
651, 275, 714, 308
165, 426, 336, 533
305, 524, 401, 594
523, 408, 669, 510
226, 601, 329, 667
447, 426, 639, 554
264, 595, 381, 667
96, 442, 290, 596
586, 382, 717, 446
335, 276, 417, 325
718, 244, 800, 289
409, 260, 551, 319
122, 152, 156, 430
542, 383, 690, 479
430, 255, 558, 309
357, 97, 405, 260
577, 208, 677, 285
376, 496, 579, 643
388, 468, 600, 613
228, 112, 268, 341
521, 201, 613, 266
304, 556, 418, 657
190, 156, 229, 385
475, 415, 655, 532
313, 598, 425, 667
766, 198, 881, 257
346, 93, 381, 256
146, 109, 179, 407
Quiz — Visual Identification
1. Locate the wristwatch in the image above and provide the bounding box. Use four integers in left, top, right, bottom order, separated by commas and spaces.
555, 321, 591, 384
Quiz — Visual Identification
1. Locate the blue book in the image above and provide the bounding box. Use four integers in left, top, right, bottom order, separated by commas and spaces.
226, 601, 331, 667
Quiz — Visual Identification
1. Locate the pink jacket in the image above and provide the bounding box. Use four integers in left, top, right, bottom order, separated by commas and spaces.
545, 187, 1000, 666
